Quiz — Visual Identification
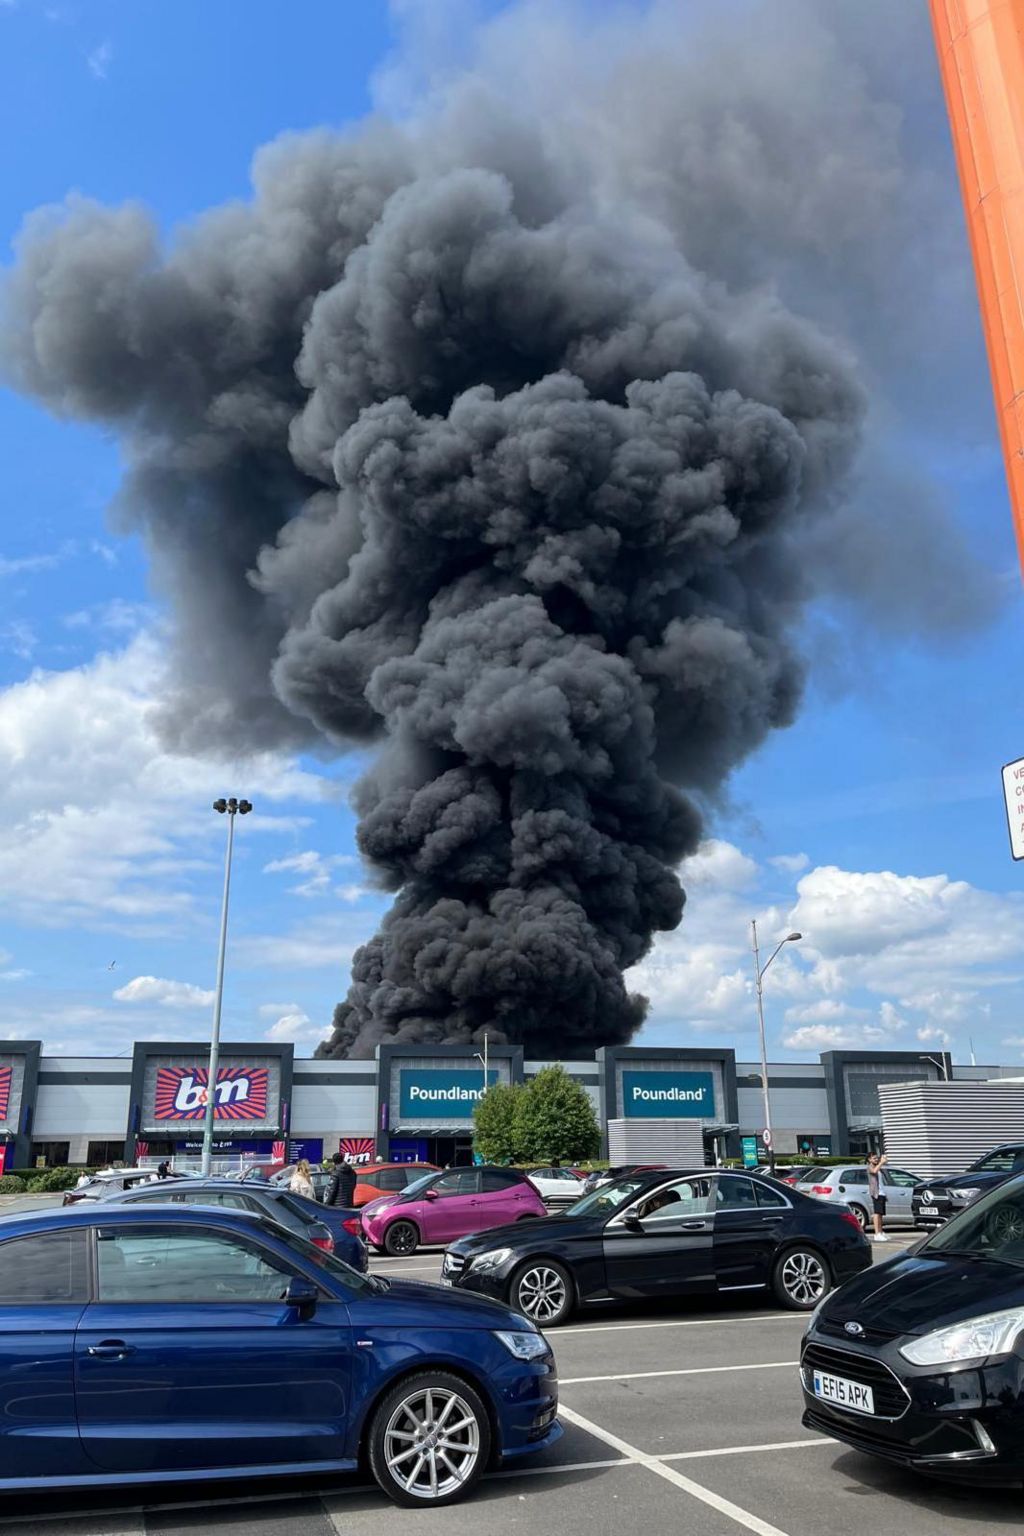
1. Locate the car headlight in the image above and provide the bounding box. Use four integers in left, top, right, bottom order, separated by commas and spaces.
900, 1307, 1024, 1366
950, 1187, 981, 1201
468, 1247, 512, 1273
494, 1330, 549, 1361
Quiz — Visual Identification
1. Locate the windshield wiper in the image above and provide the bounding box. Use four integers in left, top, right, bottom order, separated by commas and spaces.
931, 1248, 1024, 1268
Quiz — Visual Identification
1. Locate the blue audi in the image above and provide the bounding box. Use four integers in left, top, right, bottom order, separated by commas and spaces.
0, 1204, 560, 1507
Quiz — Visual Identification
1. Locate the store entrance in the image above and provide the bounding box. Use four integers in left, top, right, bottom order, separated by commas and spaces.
391, 1134, 474, 1168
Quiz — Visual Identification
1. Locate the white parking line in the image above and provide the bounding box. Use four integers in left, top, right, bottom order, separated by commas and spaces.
557, 1313, 807, 1336
558, 1404, 794, 1536
560, 1360, 793, 1385
661, 1439, 827, 1463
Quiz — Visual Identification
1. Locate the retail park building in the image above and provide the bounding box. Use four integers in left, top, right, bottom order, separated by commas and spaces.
0, 1037, 1016, 1171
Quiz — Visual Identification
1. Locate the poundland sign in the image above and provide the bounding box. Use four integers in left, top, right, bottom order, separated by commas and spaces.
623, 1070, 715, 1119
399, 1069, 499, 1121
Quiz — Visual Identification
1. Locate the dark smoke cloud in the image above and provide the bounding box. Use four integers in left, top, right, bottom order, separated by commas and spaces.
1, 0, 991, 1056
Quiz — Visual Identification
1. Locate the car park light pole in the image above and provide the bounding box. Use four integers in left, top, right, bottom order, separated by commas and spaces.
201, 797, 252, 1177
751, 923, 802, 1176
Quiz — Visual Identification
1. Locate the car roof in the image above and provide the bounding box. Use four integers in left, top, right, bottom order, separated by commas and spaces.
118, 1177, 285, 1196
0, 1203, 288, 1237
361, 1162, 438, 1174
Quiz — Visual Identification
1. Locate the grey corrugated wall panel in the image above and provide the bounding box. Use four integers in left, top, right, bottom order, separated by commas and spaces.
606, 1119, 704, 1165
878, 1082, 1024, 1178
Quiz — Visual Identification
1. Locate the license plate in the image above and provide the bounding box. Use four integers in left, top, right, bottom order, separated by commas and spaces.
813, 1370, 875, 1416
440, 1277, 453, 1287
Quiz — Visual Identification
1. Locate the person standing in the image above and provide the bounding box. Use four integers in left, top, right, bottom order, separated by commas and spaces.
867, 1151, 889, 1242
289, 1158, 315, 1199
326, 1153, 357, 1208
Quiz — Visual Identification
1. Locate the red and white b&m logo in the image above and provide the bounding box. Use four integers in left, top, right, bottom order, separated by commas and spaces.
154, 1066, 270, 1122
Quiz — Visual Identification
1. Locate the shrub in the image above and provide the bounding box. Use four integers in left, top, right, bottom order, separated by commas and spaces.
0, 1175, 26, 1193
473, 1083, 525, 1163
27, 1166, 82, 1193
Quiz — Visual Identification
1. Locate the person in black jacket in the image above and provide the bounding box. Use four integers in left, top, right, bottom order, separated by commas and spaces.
326, 1154, 357, 1208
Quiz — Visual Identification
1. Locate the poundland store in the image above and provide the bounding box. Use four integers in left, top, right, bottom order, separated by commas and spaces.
13, 1037, 1010, 1170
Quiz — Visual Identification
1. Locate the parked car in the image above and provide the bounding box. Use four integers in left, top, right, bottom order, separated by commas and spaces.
0, 1204, 559, 1505
775, 1165, 814, 1187
100, 1176, 367, 1270
443, 1167, 870, 1327
266, 1164, 332, 1202
362, 1166, 547, 1255
579, 1164, 665, 1197
62, 1168, 197, 1206
795, 1164, 921, 1228
525, 1167, 586, 1203
801, 1172, 1024, 1482
349, 1162, 441, 1208
912, 1143, 1024, 1229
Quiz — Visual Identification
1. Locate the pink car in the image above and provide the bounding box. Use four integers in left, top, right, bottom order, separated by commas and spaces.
361, 1165, 547, 1255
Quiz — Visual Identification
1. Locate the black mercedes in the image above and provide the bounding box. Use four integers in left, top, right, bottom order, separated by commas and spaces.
802, 1172, 1024, 1482
442, 1167, 870, 1326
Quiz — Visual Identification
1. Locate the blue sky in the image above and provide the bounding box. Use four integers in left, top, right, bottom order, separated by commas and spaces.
1, 0, 1023, 1065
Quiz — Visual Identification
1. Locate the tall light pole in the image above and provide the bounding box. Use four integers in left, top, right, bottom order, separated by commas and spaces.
751, 923, 802, 1176
473, 1032, 491, 1168
201, 797, 252, 1177
921, 1054, 950, 1082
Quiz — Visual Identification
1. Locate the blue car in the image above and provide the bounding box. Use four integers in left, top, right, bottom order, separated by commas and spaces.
100, 1176, 367, 1271
0, 1205, 559, 1507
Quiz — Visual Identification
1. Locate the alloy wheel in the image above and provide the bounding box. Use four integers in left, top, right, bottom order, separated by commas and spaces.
781, 1250, 826, 1306
517, 1264, 567, 1323
383, 1386, 480, 1501
385, 1222, 417, 1255
986, 1204, 1024, 1245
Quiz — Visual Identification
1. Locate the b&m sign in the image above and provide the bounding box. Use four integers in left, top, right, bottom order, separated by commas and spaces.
399, 1068, 499, 1121
154, 1065, 270, 1122
0, 1067, 11, 1124
622, 1070, 716, 1119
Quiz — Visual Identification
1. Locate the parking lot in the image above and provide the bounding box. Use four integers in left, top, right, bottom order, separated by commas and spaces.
9, 1230, 1024, 1536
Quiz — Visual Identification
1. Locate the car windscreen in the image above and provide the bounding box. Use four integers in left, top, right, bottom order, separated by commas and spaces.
564, 1176, 650, 1218
398, 1171, 439, 1199
798, 1167, 828, 1183
921, 1177, 1024, 1267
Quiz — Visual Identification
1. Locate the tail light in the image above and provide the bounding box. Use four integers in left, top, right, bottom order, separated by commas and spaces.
342, 1217, 362, 1237
840, 1211, 864, 1234
812, 1185, 833, 1195
311, 1233, 334, 1252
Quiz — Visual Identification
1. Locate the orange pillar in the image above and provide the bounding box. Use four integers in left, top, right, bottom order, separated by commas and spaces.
929, 0, 1024, 574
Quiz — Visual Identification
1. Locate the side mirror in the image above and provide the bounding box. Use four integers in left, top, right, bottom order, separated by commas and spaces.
423, 1188, 439, 1200
623, 1211, 644, 1231
284, 1275, 319, 1320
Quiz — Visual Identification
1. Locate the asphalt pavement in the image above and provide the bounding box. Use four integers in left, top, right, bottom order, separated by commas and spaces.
8, 1229, 1023, 1536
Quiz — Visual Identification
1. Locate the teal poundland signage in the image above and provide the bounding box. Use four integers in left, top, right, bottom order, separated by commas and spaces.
622, 1070, 716, 1119
399, 1068, 499, 1120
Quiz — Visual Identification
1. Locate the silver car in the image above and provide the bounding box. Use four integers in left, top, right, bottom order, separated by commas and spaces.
795, 1164, 921, 1228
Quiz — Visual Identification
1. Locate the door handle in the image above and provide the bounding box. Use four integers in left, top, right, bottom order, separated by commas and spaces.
87, 1341, 134, 1359
680, 1220, 709, 1231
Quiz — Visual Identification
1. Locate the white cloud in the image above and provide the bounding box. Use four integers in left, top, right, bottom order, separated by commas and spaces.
769, 852, 810, 874
238, 913, 366, 971
680, 839, 758, 891
0, 550, 62, 577
113, 976, 215, 1009
917, 1025, 952, 1047
87, 39, 112, 78
0, 634, 328, 929
263, 1007, 329, 1045
263, 848, 359, 899
784, 999, 864, 1026
783, 1022, 888, 1051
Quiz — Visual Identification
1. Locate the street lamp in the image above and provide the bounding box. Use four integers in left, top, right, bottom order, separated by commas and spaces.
201, 797, 252, 1177
751, 922, 802, 1176
921, 1054, 950, 1082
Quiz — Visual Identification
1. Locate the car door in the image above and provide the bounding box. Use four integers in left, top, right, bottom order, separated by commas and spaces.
0, 1227, 92, 1479
74, 1219, 355, 1474
602, 1176, 716, 1300
418, 1169, 481, 1241
712, 1174, 784, 1291
834, 1167, 870, 1212
882, 1168, 919, 1220
478, 1168, 535, 1222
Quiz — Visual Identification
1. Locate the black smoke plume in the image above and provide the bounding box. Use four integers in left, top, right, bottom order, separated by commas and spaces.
1, 32, 869, 1057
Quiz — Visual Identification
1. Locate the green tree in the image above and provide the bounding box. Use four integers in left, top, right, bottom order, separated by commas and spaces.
473, 1082, 524, 1163
514, 1066, 601, 1163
